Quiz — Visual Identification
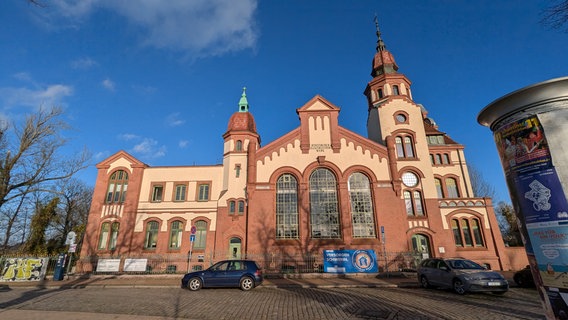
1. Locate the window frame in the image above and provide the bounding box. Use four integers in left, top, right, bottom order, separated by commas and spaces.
196, 182, 211, 201
193, 220, 207, 249
276, 173, 299, 240
173, 183, 187, 202
451, 217, 485, 248
144, 221, 159, 250
309, 168, 341, 239
105, 170, 128, 204
348, 172, 376, 239
151, 183, 164, 202
169, 220, 183, 249
395, 135, 415, 159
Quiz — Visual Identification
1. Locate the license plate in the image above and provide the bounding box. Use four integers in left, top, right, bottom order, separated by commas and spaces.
487, 282, 501, 286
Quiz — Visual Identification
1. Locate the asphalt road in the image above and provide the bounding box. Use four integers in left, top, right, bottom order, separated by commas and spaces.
0, 286, 545, 320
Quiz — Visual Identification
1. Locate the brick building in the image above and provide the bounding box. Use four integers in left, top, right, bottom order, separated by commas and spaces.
81, 24, 521, 271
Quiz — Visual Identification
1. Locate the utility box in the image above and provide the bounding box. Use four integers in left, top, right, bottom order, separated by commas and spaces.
53, 253, 67, 281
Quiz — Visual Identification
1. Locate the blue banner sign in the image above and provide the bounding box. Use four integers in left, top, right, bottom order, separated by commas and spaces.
323, 249, 378, 273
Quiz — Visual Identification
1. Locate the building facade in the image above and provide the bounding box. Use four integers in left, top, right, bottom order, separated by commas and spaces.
81, 25, 520, 271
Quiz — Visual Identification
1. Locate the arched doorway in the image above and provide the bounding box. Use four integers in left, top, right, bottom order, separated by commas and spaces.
411, 234, 431, 267
228, 237, 241, 259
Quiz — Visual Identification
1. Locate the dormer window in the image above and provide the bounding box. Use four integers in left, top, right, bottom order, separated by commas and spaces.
428, 135, 445, 145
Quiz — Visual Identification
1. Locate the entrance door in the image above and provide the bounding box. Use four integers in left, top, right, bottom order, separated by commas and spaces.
228, 237, 241, 259
411, 234, 431, 262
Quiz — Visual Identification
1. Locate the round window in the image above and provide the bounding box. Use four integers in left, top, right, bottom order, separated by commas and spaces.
396, 114, 407, 123
402, 172, 419, 187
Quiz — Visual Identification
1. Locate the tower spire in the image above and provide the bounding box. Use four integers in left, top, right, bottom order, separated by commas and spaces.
238, 87, 249, 112
374, 14, 386, 52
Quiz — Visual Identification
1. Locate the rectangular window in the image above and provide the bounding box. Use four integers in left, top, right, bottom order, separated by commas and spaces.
175, 184, 187, 201
238, 200, 245, 214
197, 183, 210, 201
229, 201, 235, 214
152, 185, 163, 202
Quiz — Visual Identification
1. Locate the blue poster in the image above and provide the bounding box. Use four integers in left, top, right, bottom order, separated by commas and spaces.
323, 249, 378, 273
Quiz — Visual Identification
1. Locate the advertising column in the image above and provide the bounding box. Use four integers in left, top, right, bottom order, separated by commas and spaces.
478, 77, 568, 319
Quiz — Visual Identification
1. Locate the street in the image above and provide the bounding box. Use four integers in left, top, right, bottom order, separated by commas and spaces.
0, 286, 545, 319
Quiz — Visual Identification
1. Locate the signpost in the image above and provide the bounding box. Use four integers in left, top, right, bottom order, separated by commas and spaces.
65, 231, 77, 279
187, 226, 196, 272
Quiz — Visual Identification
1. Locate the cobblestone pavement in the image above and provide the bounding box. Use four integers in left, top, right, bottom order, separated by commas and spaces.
0, 286, 545, 319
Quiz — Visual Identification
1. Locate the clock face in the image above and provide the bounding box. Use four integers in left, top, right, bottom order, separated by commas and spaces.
402, 172, 418, 187
396, 113, 407, 123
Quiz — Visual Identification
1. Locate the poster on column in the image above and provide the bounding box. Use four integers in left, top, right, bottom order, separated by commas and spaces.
323, 249, 378, 273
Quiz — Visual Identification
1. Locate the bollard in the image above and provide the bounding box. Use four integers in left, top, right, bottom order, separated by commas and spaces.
478, 76, 568, 320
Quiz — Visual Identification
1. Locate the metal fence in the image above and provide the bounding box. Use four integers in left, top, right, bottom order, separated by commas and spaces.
0, 250, 423, 279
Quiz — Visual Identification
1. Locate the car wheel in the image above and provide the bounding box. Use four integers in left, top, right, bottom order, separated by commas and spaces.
240, 276, 254, 291
420, 276, 431, 289
453, 279, 466, 295
187, 277, 202, 291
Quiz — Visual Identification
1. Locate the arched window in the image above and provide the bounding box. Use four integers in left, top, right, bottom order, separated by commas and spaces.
106, 170, 128, 204
236, 140, 243, 151
395, 136, 415, 159
194, 220, 207, 249
98, 222, 110, 250
348, 172, 376, 238
229, 201, 236, 214
238, 200, 245, 214
98, 222, 119, 250
144, 221, 159, 249
435, 178, 444, 198
393, 85, 400, 95
276, 174, 299, 239
446, 178, 460, 198
309, 168, 340, 239
109, 222, 119, 250
452, 217, 485, 247
378, 89, 384, 98
435, 154, 442, 164
404, 190, 424, 216
169, 220, 183, 249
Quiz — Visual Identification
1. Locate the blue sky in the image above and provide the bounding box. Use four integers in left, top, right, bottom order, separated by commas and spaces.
1, 0, 566, 203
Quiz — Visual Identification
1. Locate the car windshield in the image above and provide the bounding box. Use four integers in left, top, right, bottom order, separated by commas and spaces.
448, 259, 484, 270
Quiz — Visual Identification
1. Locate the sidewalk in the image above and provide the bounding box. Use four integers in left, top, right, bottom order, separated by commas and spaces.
0, 272, 421, 290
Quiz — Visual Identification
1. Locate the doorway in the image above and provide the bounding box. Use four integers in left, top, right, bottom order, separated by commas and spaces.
228, 237, 241, 259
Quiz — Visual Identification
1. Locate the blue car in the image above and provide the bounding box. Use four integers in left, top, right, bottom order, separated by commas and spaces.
181, 260, 263, 291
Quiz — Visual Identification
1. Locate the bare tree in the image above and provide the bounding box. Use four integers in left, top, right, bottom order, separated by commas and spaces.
495, 202, 523, 246
467, 164, 497, 199
49, 179, 93, 253
542, 0, 568, 31
0, 107, 90, 251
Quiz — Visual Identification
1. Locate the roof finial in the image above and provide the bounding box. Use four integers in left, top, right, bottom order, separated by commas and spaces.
238, 87, 249, 112
374, 14, 386, 52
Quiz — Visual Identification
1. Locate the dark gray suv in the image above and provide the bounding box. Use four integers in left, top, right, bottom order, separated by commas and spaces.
417, 258, 508, 295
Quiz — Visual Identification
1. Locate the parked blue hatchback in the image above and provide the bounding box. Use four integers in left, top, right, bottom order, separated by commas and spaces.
181, 260, 263, 291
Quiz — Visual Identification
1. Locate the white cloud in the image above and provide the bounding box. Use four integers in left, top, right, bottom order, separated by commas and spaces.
48, 0, 259, 57
178, 140, 189, 148
71, 57, 98, 69
0, 84, 73, 109
166, 112, 185, 127
102, 78, 115, 91
118, 134, 166, 159
13, 72, 32, 82
131, 138, 166, 159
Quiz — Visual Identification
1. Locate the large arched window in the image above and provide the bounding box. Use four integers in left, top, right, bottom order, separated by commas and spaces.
276, 174, 299, 239
309, 168, 340, 239
348, 172, 376, 238
144, 221, 159, 249
395, 136, 415, 158
451, 217, 485, 247
194, 220, 207, 249
106, 170, 128, 204
169, 220, 183, 249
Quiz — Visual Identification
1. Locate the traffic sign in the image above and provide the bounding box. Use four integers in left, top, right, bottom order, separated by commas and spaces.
65, 231, 77, 245
190, 234, 195, 242
190, 226, 196, 234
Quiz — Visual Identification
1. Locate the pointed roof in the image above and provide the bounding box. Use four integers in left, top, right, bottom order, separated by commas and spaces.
370, 17, 399, 77
238, 87, 249, 112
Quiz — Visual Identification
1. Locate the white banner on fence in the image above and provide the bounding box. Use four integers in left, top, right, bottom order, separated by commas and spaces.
96, 259, 121, 272
123, 259, 148, 272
